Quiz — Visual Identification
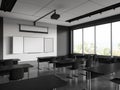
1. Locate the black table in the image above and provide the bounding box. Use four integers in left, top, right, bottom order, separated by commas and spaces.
0, 64, 33, 78
53, 59, 76, 68
83, 63, 120, 90
0, 75, 67, 90
84, 63, 120, 75
37, 57, 56, 70
52, 59, 83, 77
0, 59, 20, 65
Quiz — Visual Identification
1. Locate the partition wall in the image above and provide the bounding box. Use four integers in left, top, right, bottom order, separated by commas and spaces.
73, 21, 120, 56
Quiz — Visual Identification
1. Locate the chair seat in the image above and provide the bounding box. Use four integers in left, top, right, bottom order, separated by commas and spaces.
68, 67, 78, 71
110, 78, 120, 84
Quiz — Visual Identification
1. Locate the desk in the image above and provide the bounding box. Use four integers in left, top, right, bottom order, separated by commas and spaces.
53, 59, 75, 68
0, 64, 33, 78
84, 63, 120, 75
53, 59, 82, 76
0, 59, 20, 65
83, 63, 120, 90
0, 75, 67, 90
53, 58, 84, 68
37, 57, 56, 70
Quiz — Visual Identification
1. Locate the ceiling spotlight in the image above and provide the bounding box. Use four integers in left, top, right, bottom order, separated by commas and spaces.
51, 11, 60, 20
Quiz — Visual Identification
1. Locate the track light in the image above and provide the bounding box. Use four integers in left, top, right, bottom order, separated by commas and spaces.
34, 9, 60, 26
66, 2, 120, 23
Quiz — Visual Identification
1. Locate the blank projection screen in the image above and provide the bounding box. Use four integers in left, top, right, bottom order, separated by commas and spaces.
24, 37, 44, 53
13, 37, 23, 54
45, 38, 54, 52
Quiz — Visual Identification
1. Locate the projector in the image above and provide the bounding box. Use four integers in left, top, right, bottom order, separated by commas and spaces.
51, 13, 60, 20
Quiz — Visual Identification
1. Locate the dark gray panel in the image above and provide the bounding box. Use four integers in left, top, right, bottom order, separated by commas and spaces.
57, 25, 70, 56
0, 17, 3, 59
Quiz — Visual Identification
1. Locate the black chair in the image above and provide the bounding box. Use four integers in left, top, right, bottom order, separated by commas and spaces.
67, 62, 79, 79
9, 68, 24, 80
0, 60, 14, 76
79, 59, 93, 78
85, 59, 93, 68
4, 60, 14, 66
110, 78, 120, 90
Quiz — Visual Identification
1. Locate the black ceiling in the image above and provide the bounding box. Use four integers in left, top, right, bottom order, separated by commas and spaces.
0, 0, 17, 12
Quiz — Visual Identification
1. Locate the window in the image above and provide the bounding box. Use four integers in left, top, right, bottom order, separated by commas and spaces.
96, 23, 111, 55
72, 21, 120, 56
73, 29, 82, 53
83, 27, 94, 54
112, 21, 120, 56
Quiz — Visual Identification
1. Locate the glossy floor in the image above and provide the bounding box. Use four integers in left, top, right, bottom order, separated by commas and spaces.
0, 61, 120, 90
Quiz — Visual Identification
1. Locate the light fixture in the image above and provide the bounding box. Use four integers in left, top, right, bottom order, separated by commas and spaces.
34, 9, 60, 26
51, 11, 60, 20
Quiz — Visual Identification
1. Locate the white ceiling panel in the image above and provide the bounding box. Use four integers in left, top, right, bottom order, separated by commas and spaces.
18, 0, 52, 6
13, 2, 41, 15
60, 1, 102, 20
0, 0, 120, 26
0, 11, 36, 21
46, 0, 88, 13
91, 0, 120, 6
35, 0, 88, 16
13, 0, 54, 15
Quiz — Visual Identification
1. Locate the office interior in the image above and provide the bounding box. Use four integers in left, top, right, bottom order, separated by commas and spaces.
1, 0, 120, 90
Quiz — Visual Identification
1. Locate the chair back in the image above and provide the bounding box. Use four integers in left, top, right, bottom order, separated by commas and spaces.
85, 59, 92, 68
9, 68, 24, 80
4, 60, 14, 66
72, 62, 79, 69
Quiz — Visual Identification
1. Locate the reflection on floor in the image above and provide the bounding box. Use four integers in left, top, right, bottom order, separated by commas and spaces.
0, 61, 119, 90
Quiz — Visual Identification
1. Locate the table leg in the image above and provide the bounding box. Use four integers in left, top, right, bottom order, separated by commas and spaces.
89, 72, 91, 90
37, 62, 39, 76
53, 88, 56, 90
118, 84, 120, 90
53, 63, 56, 75
28, 68, 29, 79
87, 72, 91, 90
47, 61, 50, 70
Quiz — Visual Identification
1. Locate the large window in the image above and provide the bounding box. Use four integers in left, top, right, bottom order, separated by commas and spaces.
83, 27, 94, 54
73, 21, 120, 56
112, 21, 120, 56
96, 23, 111, 55
73, 29, 82, 53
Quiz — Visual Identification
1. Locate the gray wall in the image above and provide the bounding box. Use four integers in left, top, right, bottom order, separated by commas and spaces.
57, 25, 70, 56
0, 17, 3, 59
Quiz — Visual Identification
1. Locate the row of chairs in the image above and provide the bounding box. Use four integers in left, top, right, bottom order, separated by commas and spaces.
56, 58, 93, 79
0, 60, 24, 81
